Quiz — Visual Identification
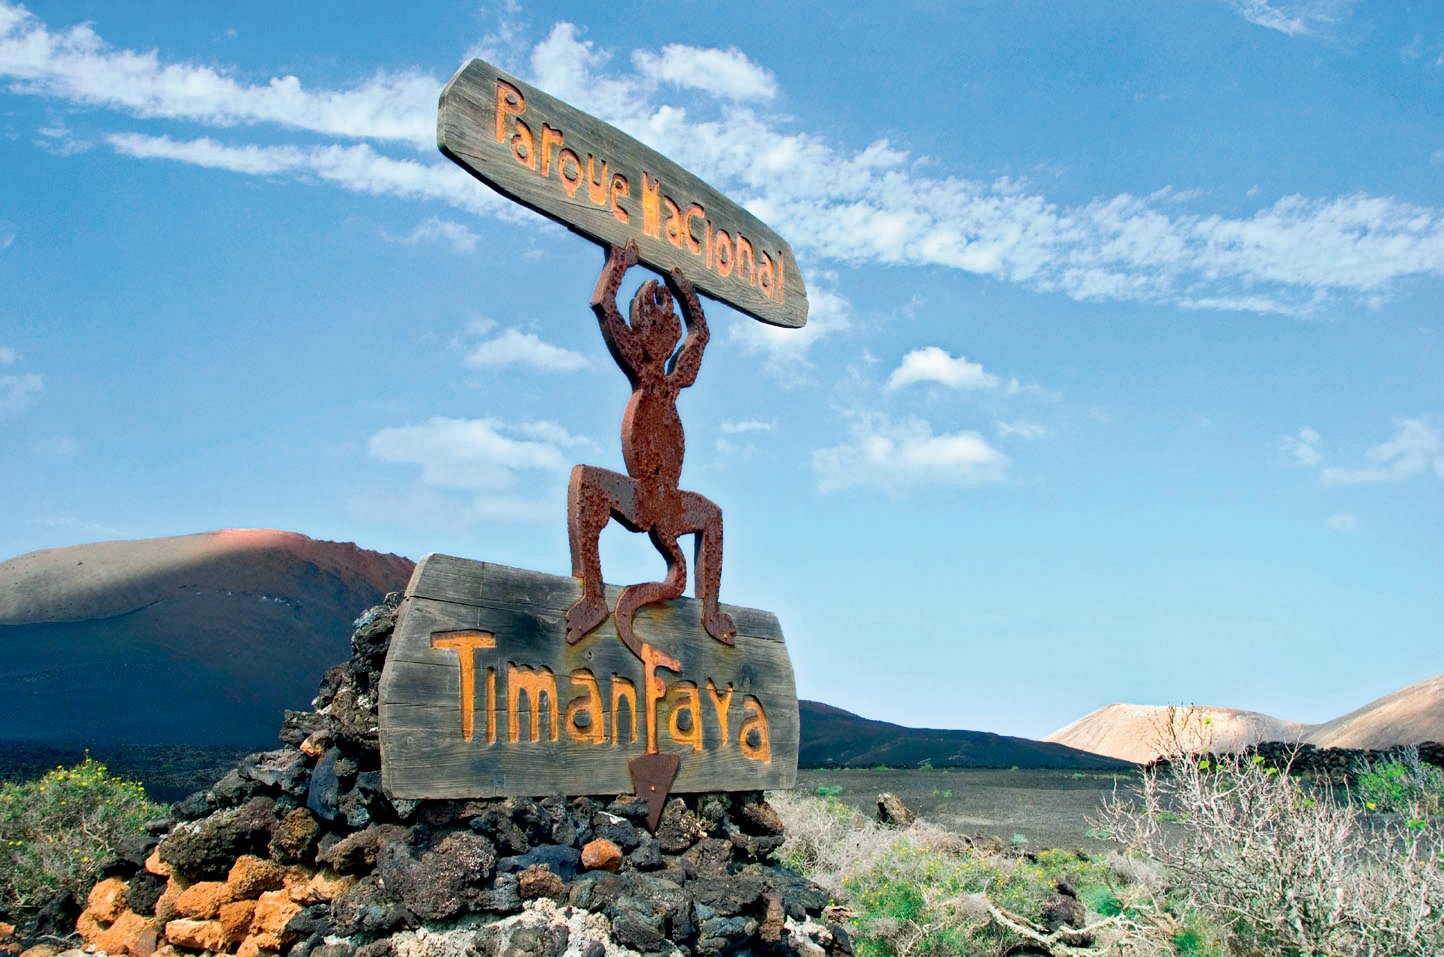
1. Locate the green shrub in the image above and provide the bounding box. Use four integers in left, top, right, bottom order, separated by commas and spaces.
1355, 748, 1444, 818
815, 784, 845, 798
0, 757, 165, 919
1095, 739, 1444, 957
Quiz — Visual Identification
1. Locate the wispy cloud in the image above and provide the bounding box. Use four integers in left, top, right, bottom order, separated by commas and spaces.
1325, 512, 1358, 532
367, 415, 583, 521
1281, 426, 1323, 467
886, 346, 1003, 393
383, 216, 481, 253
0, 222, 14, 249
0, 371, 43, 417
106, 134, 494, 213
1320, 417, 1444, 486
728, 274, 852, 372
1228, 0, 1351, 37
463, 328, 589, 373
720, 419, 774, 434
8, 6, 1443, 323
0, 3, 435, 146
0, 346, 15, 365
997, 420, 1048, 440
633, 44, 776, 102
813, 413, 1008, 494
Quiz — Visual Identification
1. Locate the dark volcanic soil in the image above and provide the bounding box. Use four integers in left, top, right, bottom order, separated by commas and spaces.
795, 766, 1135, 852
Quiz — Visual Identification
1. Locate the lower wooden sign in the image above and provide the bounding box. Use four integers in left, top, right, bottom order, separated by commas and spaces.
378, 555, 799, 799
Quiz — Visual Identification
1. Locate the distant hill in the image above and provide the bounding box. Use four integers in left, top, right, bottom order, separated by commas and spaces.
799, 700, 1132, 770
1046, 674, 1444, 763
0, 529, 414, 747
1304, 673, 1444, 750
1045, 703, 1310, 764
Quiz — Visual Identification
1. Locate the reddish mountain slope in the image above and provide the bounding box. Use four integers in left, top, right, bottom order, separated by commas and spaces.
1304, 673, 1444, 750
0, 530, 413, 747
1045, 703, 1311, 764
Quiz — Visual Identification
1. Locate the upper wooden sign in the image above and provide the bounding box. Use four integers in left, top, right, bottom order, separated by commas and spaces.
438, 58, 808, 329
378, 555, 800, 799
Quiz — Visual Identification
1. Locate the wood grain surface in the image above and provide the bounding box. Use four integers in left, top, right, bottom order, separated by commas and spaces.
379, 555, 799, 799
438, 58, 807, 329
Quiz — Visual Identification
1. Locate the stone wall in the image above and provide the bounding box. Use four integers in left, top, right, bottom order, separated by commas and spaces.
47, 598, 850, 957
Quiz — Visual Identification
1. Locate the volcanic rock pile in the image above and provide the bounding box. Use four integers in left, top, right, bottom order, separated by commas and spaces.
55, 597, 848, 957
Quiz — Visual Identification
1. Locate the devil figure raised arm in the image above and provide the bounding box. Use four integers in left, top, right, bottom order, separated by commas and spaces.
565, 241, 735, 659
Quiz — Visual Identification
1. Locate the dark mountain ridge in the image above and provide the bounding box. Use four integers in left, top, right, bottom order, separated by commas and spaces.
798, 699, 1132, 770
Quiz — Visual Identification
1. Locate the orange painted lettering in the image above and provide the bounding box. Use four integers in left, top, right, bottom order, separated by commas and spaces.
507, 664, 559, 743
558, 148, 583, 198
735, 234, 755, 285
564, 669, 606, 744
739, 695, 771, 763
666, 681, 703, 752
684, 204, 705, 255
663, 196, 684, 248
495, 80, 525, 143
586, 156, 609, 206
756, 252, 775, 299
705, 679, 734, 747
714, 229, 734, 278
610, 173, 631, 224
610, 676, 638, 744
641, 172, 661, 239
641, 641, 681, 755
429, 629, 496, 743
540, 124, 564, 177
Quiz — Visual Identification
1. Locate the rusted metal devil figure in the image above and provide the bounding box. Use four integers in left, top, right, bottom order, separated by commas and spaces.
565, 241, 735, 658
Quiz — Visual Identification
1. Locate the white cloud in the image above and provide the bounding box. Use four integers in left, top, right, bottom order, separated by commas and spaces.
464, 328, 588, 373
10, 8, 1444, 318
0, 371, 42, 417
633, 44, 776, 102
886, 346, 1001, 392
384, 216, 480, 253
367, 416, 573, 521
1320, 417, 1444, 486
720, 419, 774, 434
1229, 0, 1350, 37
997, 420, 1048, 440
728, 274, 852, 372
106, 134, 495, 213
813, 414, 1008, 494
1325, 513, 1358, 532
0, 222, 14, 249
0, 346, 15, 365
1281, 426, 1323, 467
0, 4, 435, 146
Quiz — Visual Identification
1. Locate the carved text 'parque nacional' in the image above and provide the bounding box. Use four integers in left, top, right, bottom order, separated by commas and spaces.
437, 58, 808, 329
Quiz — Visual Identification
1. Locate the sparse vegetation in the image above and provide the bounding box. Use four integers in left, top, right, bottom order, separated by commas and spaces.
1092, 710, 1444, 957
779, 711, 1444, 955
0, 756, 165, 919
773, 789, 1185, 955
1353, 746, 1444, 818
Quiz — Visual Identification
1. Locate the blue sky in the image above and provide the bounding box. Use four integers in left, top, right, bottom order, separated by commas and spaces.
2, 0, 1441, 739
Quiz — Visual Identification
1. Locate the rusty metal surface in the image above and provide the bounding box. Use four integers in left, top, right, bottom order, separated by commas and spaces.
566, 241, 735, 660
630, 751, 682, 833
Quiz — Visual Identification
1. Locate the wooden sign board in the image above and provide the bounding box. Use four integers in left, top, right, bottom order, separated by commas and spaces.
438, 58, 808, 329
378, 555, 799, 799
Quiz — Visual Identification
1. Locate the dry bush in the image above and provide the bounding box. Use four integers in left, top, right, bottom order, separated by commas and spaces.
772, 790, 1179, 956
1093, 712, 1444, 957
